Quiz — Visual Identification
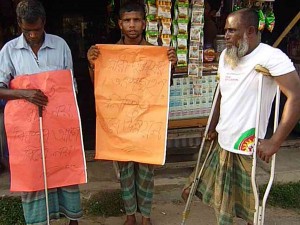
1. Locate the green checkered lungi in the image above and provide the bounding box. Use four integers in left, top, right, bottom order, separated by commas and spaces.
186, 143, 255, 225
21, 185, 82, 225
118, 162, 154, 218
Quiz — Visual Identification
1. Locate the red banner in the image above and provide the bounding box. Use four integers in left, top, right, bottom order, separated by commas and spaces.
4, 70, 87, 192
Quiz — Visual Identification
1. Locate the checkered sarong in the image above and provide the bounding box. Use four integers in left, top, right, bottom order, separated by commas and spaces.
118, 162, 154, 218
187, 143, 255, 225
22, 185, 82, 225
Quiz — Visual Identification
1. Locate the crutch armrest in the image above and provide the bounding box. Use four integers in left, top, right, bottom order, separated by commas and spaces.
255, 64, 272, 76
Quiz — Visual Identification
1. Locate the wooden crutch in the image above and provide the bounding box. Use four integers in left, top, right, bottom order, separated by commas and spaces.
38, 106, 50, 225
181, 84, 220, 225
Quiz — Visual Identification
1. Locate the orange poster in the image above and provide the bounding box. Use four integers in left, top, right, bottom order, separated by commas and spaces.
94, 45, 170, 165
4, 70, 87, 192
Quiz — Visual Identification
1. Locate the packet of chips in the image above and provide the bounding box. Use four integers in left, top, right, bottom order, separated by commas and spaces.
191, 0, 204, 7
177, 49, 188, 67
162, 34, 172, 46
265, 8, 275, 32
146, 0, 157, 16
146, 31, 159, 45
189, 45, 200, 60
191, 7, 204, 24
157, 1, 172, 19
177, 34, 188, 49
178, 19, 189, 34
188, 63, 199, 77
258, 9, 265, 31
162, 18, 172, 35
177, 1, 189, 19
146, 19, 158, 32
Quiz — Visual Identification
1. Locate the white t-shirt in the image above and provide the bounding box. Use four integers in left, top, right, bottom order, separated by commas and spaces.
216, 43, 295, 155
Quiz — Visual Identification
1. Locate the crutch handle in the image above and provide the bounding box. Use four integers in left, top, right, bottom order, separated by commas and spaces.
38, 106, 43, 117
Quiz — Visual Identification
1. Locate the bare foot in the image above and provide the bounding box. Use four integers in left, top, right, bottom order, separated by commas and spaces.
181, 188, 190, 202
142, 216, 152, 225
69, 220, 78, 225
124, 215, 136, 225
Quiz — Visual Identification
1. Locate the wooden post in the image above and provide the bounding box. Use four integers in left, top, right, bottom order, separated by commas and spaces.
273, 11, 300, 48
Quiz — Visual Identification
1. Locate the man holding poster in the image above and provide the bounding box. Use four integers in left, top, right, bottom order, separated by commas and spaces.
87, 2, 177, 225
0, 1, 82, 225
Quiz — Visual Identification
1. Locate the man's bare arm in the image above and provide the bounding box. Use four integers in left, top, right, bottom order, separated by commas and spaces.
258, 70, 300, 162
0, 88, 48, 106
272, 71, 300, 144
87, 45, 100, 85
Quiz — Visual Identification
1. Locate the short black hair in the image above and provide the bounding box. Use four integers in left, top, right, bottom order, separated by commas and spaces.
119, 1, 145, 19
16, 0, 46, 24
231, 8, 259, 33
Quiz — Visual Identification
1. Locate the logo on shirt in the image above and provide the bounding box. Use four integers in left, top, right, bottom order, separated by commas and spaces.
234, 128, 255, 152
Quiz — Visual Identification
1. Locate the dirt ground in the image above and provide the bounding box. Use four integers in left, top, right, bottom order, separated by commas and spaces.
2, 155, 300, 225
52, 186, 300, 225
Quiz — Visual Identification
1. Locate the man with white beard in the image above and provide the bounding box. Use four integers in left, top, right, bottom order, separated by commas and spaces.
182, 8, 300, 225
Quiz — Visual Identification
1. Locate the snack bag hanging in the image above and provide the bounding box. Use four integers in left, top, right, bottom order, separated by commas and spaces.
258, 9, 265, 31
265, 8, 275, 32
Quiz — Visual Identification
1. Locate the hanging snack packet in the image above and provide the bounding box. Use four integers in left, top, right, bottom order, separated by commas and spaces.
177, 1, 189, 19
177, 49, 188, 67
146, 30, 159, 45
178, 19, 189, 34
188, 63, 199, 77
177, 34, 188, 49
258, 9, 265, 31
189, 45, 200, 60
146, 0, 157, 16
162, 34, 172, 46
162, 18, 172, 35
191, 0, 204, 7
190, 25, 203, 42
191, 7, 204, 24
146, 18, 158, 32
157, 1, 172, 19
265, 8, 275, 32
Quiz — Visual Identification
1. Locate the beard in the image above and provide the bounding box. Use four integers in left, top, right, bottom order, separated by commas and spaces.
224, 33, 249, 69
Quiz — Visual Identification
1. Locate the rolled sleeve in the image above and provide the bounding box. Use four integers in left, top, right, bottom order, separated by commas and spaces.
63, 42, 78, 93
0, 44, 14, 87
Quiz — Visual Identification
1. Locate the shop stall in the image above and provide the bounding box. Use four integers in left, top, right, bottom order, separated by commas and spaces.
140, 0, 300, 160
0, 0, 299, 156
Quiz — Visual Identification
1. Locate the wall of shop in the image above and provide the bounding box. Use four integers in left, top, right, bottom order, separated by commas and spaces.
0, 0, 299, 152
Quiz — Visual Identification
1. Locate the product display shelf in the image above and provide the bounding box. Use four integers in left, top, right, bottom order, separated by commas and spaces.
168, 62, 218, 129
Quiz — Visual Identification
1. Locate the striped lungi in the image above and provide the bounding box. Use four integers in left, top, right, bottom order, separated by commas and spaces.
118, 162, 154, 218
21, 185, 82, 225
186, 143, 255, 225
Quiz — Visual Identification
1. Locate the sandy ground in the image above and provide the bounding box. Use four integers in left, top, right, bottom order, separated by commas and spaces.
51, 186, 300, 225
